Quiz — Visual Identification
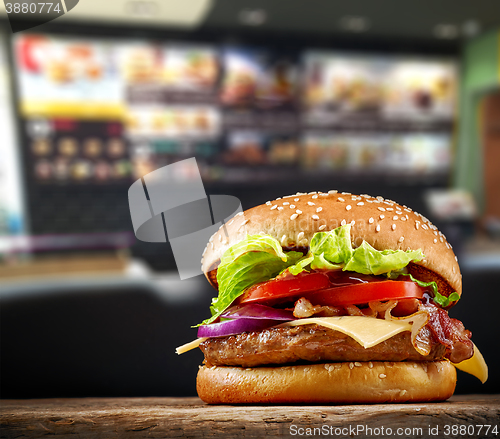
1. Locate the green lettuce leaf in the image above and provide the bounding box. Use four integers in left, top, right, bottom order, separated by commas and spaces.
287, 225, 422, 276
198, 235, 302, 326
286, 226, 352, 274
310, 226, 353, 264
388, 272, 460, 307
344, 240, 424, 275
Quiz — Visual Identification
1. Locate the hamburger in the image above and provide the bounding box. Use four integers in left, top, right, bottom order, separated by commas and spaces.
177, 190, 487, 403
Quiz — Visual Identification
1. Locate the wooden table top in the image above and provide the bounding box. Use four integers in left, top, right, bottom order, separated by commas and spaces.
1, 395, 499, 438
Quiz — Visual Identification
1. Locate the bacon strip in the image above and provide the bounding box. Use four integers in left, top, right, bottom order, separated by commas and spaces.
420, 302, 473, 363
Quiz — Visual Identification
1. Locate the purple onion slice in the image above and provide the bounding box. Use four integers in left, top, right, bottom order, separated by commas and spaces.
221, 304, 295, 321
197, 317, 282, 338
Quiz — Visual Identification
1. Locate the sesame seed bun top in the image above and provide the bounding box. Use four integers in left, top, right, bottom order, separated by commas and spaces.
201, 190, 461, 298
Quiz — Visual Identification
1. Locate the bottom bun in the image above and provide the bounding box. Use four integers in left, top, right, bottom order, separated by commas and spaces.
197, 361, 456, 404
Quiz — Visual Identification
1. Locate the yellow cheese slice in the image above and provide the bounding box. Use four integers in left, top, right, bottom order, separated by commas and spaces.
452, 343, 488, 383
278, 316, 413, 349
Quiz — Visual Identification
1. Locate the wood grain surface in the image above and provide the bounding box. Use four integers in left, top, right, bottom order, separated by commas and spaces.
1, 395, 499, 438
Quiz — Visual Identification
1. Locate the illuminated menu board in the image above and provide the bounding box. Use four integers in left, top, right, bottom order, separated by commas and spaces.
13, 34, 458, 185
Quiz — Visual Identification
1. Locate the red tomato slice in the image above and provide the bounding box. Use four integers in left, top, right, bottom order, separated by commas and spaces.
306, 281, 425, 307
239, 272, 330, 305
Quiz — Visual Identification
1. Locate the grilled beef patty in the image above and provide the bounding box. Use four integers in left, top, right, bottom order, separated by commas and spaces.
200, 324, 446, 368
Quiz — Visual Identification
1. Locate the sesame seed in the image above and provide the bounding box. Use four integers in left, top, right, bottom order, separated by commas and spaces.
290, 214, 298, 220
338, 197, 345, 202
399, 237, 404, 243
241, 219, 249, 226
341, 219, 347, 226
237, 212, 244, 216
434, 238, 438, 243
278, 207, 284, 211
421, 224, 428, 230
316, 207, 323, 213
376, 225, 381, 232
369, 217, 374, 224
440, 237, 444, 242
393, 216, 398, 220
401, 216, 407, 221
309, 191, 317, 195
319, 193, 328, 197
349, 362, 354, 369
271, 205, 277, 210
434, 231, 438, 235
350, 220, 355, 226
276, 197, 281, 200
319, 225, 326, 231
386, 207, 394, 211
297, 232, 304, 241
368, 362, 373, 368
455, 255, 458, 261
392, 224, 396, 231
281, 235, 287, 244
294, 198, 300, 202
328, 190, 338, 194
266, 201, 271, 206
312, 215, 319, 220
228, 220, 234, 226
296, 209, 302, 214
290, 205, 295, 209
342, 192, 351, 195
354, 362, 362, 367
400, 390, 407, 396
378, 207, 386, 211
357, 202, 364, 206
283, 202, 289, 205
218, 235, 222, 242
346, 205, 352, 211
312, 195, 318, 199
307, 202, 315, 206
379, 214, 385, 219
404, 208, 411, 212
379, 374, 387, 379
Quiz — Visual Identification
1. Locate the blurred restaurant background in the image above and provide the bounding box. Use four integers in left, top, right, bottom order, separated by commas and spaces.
1, 0, 499, 398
